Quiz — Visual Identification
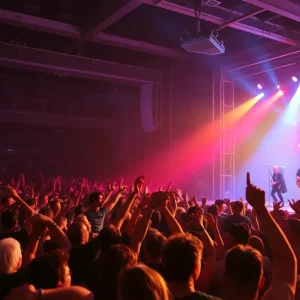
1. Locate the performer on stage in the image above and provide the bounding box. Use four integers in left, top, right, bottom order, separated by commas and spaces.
271, 165, 287, 204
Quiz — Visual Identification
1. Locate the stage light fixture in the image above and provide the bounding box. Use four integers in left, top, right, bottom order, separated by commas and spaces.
292, 76, 298, 82
257, 84, 263, 90
277, 85, 280, 89
279, 90, 284, 96
259, 92, 264, 97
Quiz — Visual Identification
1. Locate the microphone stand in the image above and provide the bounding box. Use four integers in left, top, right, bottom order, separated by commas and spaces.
267, 166, 272, 208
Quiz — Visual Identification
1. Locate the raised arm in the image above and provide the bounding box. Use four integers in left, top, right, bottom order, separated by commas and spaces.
4, 285, 94, 300
22, 216, 46, 266
102, 183, 118, 212
189, 210, 216, 293
110, 176, 144, 230
160, 204, 183, 234
246, 173, 297, 294
38, 214, 71, 253
130, 191, 168, 255
7, 185, 34, 217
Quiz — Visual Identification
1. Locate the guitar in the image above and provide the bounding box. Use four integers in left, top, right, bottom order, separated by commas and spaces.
296, 176, 300, 188
270, 171, 282, 189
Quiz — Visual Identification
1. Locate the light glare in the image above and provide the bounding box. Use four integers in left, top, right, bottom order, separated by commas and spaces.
277, 85, 280, 89
279, 90, 284, 96
292, 76, 298, 82
257, 84, 263, 90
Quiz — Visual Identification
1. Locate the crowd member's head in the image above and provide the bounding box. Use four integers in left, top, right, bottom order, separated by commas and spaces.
224, 245, 264, 300
226, 223, 250, 249
74, 203, 85, 216
248, 236, 265, 256
39, 207, 54, 220
231, 201, 244, 215
151, 210, 162, 230
25, 198, 37, 210
89, 192, 104, 209
208, 204, 220, 217
39, 194, 49, 208
28, 249, 71, 289
2, 197, 15, 210
1, 210, 19, 233
273, 165, 279, 173
119, 264, 171, 300
163, 233, 203, 285
67, 221, 90, 246
50, 200, 62, 217
142, 228, 167, 265
95, 244, 137, 300
98, 225, 122, 254
0, 238, 22, 274
215, 199, 226, 214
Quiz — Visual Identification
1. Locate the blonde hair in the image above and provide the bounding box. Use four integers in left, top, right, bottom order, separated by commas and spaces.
119, 264, 172, 300
0, 238, 22, 273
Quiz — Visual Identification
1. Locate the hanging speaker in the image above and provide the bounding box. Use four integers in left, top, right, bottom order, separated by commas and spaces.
140, 83, 155, 132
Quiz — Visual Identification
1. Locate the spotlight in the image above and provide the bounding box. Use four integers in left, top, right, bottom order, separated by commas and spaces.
257, 84, 263, 90
279, 90, 284, 96
277, 85, 280, 89
292, 76, 298, 82
259, 92, 264, 97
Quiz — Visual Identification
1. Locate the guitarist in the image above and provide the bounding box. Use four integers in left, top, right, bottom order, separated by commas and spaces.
296, 168, 300, 188
271, 165, 287, 204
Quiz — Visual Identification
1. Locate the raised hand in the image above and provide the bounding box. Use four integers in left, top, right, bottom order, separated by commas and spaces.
148, 191, 169, 209
288, 199, 300, 214
188, 208, 204, 230
134, 176, 146, 194
273, 200, 284, 212
246, 172, 265, 209
6, 185, 18, 198
225, 198, 231, 208
108, 182, 117, 193
166, 182, 172, 192
118, 185, 127, 194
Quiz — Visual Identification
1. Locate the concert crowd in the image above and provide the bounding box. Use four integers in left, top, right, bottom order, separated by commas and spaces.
0, 171, 299, 300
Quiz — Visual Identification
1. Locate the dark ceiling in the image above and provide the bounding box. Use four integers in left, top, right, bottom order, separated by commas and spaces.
0, 0, 300, 74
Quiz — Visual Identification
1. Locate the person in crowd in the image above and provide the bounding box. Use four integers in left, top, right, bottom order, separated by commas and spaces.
163, 232, 221, 299
0, 170, 299, 300
94, 244, 137, 300
84, 183, 126, 236
222, 200, 252, 233
223, 173, 297, 300
28, 249, 71, 289
119, 264, 171, 300
141, 228, 166, 274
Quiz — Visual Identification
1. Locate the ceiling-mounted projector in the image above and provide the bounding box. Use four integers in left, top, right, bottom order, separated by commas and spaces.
181, 32, 225, 55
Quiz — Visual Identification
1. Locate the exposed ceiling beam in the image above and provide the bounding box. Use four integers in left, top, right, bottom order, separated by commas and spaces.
243, 0, 300, 22
0, 9, 186, 60
140, 0, 299, 45
84, 0, 143, 39
0, 42, 162, 84
92, 32, 185, 59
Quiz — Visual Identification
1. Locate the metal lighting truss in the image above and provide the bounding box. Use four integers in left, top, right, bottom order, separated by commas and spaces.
213, 69, 235, 200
